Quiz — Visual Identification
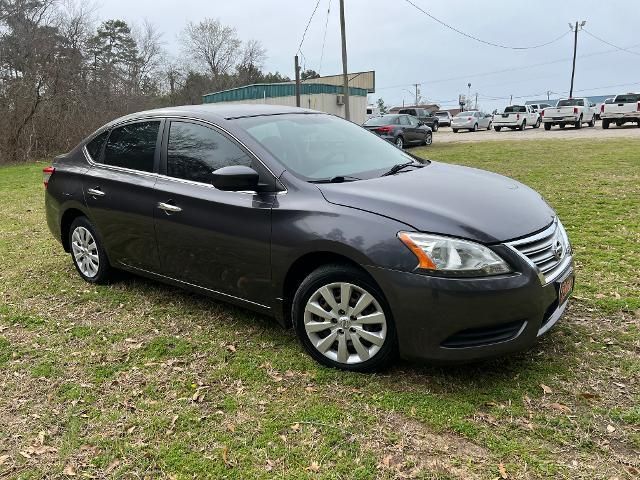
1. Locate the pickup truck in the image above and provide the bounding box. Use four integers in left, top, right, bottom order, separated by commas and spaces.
600, 93, 640, 129
493, 105, 540, 131
541, 98, 596, 130
397, 108, 439, 132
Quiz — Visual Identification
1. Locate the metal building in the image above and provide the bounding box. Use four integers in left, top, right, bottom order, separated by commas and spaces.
202, 71, 375, 125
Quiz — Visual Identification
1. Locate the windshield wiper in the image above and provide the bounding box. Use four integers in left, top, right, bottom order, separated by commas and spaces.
380, 161, 423, 177
309, 175, 361, 184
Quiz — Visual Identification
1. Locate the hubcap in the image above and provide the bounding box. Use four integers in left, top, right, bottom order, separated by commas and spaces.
396, 138, 403, 148
71, 226, 99, 278
303, 282, 387, 364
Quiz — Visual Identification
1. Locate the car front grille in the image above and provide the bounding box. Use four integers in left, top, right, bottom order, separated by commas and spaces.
506, 219, 571, 284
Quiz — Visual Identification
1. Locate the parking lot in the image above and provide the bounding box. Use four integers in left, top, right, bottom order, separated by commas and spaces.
435, 122, 640, 143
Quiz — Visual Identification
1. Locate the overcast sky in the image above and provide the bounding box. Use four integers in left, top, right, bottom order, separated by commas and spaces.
98, 0, 640, 112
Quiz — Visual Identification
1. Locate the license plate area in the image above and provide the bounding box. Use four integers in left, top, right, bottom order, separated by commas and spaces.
557, 273, 574, 306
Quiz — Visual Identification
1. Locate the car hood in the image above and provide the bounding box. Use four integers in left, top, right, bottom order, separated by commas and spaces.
316, 162, 555, 244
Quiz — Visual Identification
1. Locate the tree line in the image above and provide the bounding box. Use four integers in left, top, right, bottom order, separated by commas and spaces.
0, 0, 292, 164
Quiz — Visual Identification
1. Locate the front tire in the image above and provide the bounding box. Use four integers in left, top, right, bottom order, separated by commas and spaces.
472, 123, 478, 132
487, 122, 492, 131
292, 265, 397, 372
395, 136, 404, 149
68, 216, 111, 284
423, 132, 433, 146
432, 122, 439, 132
452, 128, 459, 133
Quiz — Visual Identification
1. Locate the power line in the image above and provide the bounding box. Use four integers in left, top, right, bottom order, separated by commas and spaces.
375, 42, 640, 91
404, 0, 570, 50
297, 0, 322, 54
583, 29, 640, 57
318, 0, 332, 74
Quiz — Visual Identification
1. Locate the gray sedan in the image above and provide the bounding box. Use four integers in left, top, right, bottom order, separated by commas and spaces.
451, 111, 493, 132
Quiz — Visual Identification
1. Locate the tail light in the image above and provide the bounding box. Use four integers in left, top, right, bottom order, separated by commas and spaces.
375, 126, 394, 134
516, 114, 520, 120
43, 166, 55, 188
637, 102, 640, 112
601, 104, 605, 114
573, 107, 578, 114
541, 110, 544, 117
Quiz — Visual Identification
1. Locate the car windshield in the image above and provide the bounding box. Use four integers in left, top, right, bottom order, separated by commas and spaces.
504, 105, 526, 113
557, 99, 584, 107
363, 115, 400, 126
613, 94, 640, 103
235, 114, 420, 180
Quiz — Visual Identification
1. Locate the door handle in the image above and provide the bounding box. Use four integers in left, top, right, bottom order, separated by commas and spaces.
87, 187, 105, 197
158, 202, 182, 213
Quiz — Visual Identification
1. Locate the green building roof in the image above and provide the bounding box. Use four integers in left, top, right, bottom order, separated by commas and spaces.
202, 82, 368, 104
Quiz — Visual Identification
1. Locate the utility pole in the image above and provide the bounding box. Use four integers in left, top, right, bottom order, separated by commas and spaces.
569, 20, 586, 98
413, 83, 421, 106
475, 92, 478, 110
339, 0, 350, 120
509, 94, 513, 105
467, 83, 471, 110
547, 90, 551, 101
294, 55, 301, 107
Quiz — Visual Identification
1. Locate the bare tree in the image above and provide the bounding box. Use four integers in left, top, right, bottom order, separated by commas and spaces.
180, 18, 241, 81
239, 39, 266, 70
132, 19, 165, 94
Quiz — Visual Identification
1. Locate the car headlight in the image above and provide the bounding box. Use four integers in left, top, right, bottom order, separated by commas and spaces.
398, 232, 512, 276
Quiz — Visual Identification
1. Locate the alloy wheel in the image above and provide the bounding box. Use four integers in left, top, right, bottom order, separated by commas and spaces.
395, 137, 403, 148
71, 226, 99, 278
303, 282, 387, 365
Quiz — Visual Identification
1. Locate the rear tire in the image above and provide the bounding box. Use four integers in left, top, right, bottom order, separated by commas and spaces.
544, 123, 551, 131
432, 122, 439, 132
559, 123, 566, 129
472, 123, 478, 132
486, 122, 492, 131
588, 115, 595, 127
494, 126, 502, 132
292, 264, 397, 372
602, 120, 610, 129
534, 118, 541, 128
68, 216, 111, 284
395, 136, 404, 149
452, 129, 459, 133
575, 115, 583, 129
519, 120, 526, 131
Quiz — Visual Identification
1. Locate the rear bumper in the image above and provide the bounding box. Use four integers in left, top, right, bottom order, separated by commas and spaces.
367, 250, 574, 363
543, 115, 578, 123
494, 121, 520, 127
451, 122, 474, 129
601, 113, 640, 121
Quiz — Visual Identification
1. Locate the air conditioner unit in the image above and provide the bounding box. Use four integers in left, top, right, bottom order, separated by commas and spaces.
336, 94, 344, 105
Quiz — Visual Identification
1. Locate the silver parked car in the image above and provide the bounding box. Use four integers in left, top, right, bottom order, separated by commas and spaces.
451, 111, 492, 132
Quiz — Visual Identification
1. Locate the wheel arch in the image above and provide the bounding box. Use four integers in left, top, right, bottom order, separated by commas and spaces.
60, 207, 89, 252
280, 251, 382, 327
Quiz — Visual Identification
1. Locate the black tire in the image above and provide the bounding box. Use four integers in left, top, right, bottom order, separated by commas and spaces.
487, 122, 492, 131
519, 120, 526, 131
68, 216, 111, 284
292, 264, 397, 372
588, 115, 595, 127
394, 136, 404, 149
452, 128, 459, 133
472, 123, 478, 132
423, 132, 432, 146
544, 123, 551, 130
602, 120, 610, 129
575, 115, 582, 129
494, 126, 502, 132
534, 118, 541, 128
559, 123, 566, 129
432, 122, 439, 132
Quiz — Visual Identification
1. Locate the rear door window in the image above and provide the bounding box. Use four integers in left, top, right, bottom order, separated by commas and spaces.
103, 121, 160, 173
166, 121, 253, 184
614, 94, 640, 103
399, 116, 410, 125
85, 131, 109, 162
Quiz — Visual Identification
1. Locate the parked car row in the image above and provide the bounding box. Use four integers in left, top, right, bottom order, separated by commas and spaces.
600, 93, 640, 129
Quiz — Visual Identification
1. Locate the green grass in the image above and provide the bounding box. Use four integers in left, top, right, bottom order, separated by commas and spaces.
0, 139, 638, 479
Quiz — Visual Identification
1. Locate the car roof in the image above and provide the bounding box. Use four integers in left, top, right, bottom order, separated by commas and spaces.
104, 104, 322, 127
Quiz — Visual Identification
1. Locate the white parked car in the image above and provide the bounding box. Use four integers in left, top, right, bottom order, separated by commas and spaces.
528, 103, 553, 113
600, 93, 640, 129
451, 111, 492, 132
541, 98, 596, 130
493, 105, 540, 131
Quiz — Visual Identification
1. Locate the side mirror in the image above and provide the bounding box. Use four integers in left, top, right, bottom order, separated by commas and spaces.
212, 165, 259, 192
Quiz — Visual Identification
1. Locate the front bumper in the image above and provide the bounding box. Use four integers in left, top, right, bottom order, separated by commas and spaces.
367, 247, 574, 363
